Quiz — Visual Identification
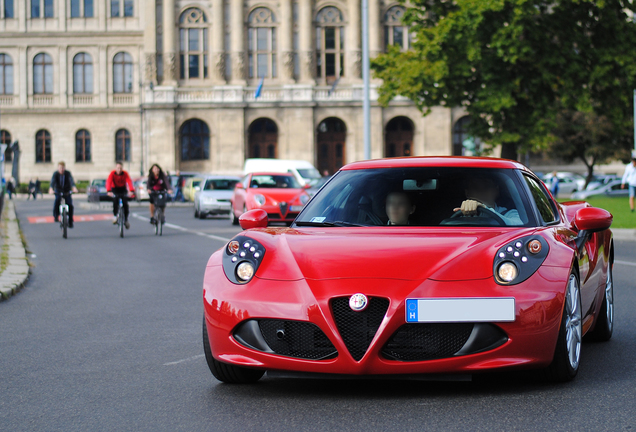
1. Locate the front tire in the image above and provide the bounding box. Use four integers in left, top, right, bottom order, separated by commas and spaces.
202, 317, 264, 383
587, 260, 614, 342
545, 271, 582, 382
229, 204, 239, 225
194, 205, 199, 218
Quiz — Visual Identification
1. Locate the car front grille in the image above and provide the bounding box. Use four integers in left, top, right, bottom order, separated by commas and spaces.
331, 296, 390, 361
258, 319, 338, 360
381, 323, 474, 361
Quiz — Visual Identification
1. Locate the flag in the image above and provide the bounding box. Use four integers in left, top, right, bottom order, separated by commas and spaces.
328, 77, 340, 96
255, 77, 264, 99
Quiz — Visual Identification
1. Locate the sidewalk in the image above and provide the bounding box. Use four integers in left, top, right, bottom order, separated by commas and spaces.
0, 200, 30, 301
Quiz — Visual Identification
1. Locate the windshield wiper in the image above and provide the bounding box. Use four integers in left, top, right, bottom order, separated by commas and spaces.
294, 220, 365, 227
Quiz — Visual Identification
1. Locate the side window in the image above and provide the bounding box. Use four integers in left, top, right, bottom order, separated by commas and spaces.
242, 175, 249, 189
524, 175, 557, 224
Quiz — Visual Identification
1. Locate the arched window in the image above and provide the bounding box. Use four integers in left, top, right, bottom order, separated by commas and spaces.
113, 52, 133, 93
452, 116, 481, 156
384, 6, 409, 51
73, 53, 93, 94
35, 129, 51, 163
385, 117, 414, 157
179, 8, 208, 80
315, 7, 344, 84
33, 53, 53, 94
249, 118, 278, 158
1, 130, 12, 162
0, 54, 13, 95
75, 129, 91, 162
180, 119, 209, 161
115, 128, 131, 161
248, 7, 277, 79
317, 117, 346, 175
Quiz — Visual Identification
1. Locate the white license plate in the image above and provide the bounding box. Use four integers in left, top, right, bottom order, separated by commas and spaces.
405, 298, 515, 323
290, 205, 304, 212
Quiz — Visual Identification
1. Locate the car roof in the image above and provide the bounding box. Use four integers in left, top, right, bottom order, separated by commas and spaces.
341, 156, 530, 172
249, 172, 296, 177
201, 175, 241, 180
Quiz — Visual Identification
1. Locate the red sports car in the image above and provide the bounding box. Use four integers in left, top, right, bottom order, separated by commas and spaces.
204, 157, 613, 383
229, 172, 310, 225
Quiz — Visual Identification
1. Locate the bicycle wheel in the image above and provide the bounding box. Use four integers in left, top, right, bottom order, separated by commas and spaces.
154, 207, 160, 235
119, 207, 125, 238
157, 207, 164, 236
62, 208, 67, 239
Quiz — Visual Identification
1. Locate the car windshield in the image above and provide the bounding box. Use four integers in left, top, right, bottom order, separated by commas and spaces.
295, 167, 534, 227
204, 179, 238, 190
250, 175, 301, 189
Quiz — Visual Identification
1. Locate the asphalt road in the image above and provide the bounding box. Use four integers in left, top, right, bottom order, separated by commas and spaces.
1, 197, 635, 432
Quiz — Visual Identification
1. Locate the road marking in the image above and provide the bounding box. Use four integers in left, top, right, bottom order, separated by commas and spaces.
615, 260, 636, 267
164, 354, 205, 366
27, 214, 114, 224
131, 213, 232, 242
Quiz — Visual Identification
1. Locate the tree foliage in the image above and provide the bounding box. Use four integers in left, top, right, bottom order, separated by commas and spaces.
372, 0, 636, 160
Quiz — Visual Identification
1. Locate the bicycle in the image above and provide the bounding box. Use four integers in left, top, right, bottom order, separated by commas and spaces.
112, 194, 127, 238
58, 193, 71, 239
150, 191, 168, 236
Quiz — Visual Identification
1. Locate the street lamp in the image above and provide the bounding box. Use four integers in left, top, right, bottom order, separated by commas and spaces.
362, 0, 371, 160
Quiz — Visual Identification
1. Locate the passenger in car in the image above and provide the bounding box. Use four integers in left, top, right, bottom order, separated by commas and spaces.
454, 176, 522, 225
386, 191, 416, 225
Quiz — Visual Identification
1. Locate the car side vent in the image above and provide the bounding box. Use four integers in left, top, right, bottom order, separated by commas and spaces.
331, 297, 390, 361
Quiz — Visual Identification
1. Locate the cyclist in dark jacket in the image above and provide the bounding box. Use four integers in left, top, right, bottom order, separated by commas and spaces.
48, 161, 78, 227
147, 164, 172, 224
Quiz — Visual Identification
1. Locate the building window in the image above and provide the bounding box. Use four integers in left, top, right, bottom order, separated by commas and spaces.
31, 0, 53, 18
247, 7, 276, 79
73, 53, 93, 94
33, 53, 53, 94
315, 6, 344, 84
180, 119, 209, 161
179, 8, 208, 80
113, 52, 133, 93
75, 129, 91, 162
35, 129, 51, 163
384, 6, 409, 51
111, 0, 132, 17
0, 54, 13, 95
115, 128, 131, 161
1, 130, 12, 162
71, 0, 92, 17
4, 0, 14, 18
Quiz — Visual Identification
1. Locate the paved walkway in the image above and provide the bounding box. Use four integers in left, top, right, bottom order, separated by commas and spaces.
0, 200, 30, 301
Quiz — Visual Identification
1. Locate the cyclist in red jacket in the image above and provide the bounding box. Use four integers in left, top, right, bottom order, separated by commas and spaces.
106, 161, 134, 229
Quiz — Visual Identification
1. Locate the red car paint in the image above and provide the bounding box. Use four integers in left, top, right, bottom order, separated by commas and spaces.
205, 157, 613, 379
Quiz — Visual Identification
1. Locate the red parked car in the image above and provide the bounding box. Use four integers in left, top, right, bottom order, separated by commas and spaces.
229, 172, 310, 225
204, 157, 614, 383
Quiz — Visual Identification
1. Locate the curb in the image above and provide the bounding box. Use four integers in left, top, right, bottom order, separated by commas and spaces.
0, 200, 30, 301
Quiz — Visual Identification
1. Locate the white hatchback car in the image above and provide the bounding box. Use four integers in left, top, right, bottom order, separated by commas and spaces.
193, 176, 241, 219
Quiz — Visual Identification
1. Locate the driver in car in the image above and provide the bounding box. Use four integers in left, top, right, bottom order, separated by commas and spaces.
454, 176, 522, 226
386, 191, 416, 225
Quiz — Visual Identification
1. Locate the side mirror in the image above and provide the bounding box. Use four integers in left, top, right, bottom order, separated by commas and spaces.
574, 207, 612, 232
235, 183, 244, 189
239, 209, 268, 230
303, 183, 311, 189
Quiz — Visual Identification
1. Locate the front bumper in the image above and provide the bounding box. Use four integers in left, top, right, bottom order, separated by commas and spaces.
200, 201, 231, 214
203, 267, 566, 375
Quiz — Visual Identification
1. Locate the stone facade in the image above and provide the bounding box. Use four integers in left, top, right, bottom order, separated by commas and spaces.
0, 0, 470, 181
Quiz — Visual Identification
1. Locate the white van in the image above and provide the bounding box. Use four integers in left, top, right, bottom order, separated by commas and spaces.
243, 159, 322, 186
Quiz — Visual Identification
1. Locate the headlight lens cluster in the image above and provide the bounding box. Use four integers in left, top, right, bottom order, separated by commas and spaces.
254, 194, 266, 206
222, 235, 266, 284
493, 236, 549, 285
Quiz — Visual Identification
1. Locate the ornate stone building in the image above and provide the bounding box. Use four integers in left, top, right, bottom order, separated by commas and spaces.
0, 0, 473, 181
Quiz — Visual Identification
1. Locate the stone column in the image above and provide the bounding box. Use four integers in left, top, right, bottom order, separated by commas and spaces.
279, 0, 294, 82
144, 0, 157, 83
19, 47, 27, 106
230, 0, 245, 84
347, 0, 361, 80
99, 45, 107, 106
211, 0, 225, 82
298, 0, 313, 83
59, 46, 67, 107
369, 0, 381, 58
162, 0, 177, 84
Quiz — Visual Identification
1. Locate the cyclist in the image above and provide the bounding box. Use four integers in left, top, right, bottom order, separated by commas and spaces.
48, 161, 78, 228
106, 161, 134, 229
147, 163, 173, 224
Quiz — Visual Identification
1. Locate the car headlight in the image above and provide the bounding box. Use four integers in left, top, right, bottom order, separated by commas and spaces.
222, 235, 266, 284
493, 235, 549, 285
254, 194, 265, 206
300, 194, 309, 205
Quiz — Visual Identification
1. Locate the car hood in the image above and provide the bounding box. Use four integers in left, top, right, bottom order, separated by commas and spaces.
248, 188, 305, 203
246, 227, 538, 282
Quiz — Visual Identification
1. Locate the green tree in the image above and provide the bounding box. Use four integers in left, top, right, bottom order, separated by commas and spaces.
372, 0, 636, 161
